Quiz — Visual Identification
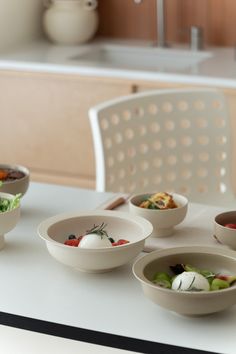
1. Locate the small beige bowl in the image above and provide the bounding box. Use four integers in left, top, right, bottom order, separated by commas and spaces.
0, 192, 21, 249
0, 164, 30, 196
133, 246, 236, 316
129, 193, 188, 237
214, 211, 236, 250
38, 210, 153, 273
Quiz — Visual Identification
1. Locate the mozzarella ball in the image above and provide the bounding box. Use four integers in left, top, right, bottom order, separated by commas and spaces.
79, 233, 112, 248
171, 271, 210, 291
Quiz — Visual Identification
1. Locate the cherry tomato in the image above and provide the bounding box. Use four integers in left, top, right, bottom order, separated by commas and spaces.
64, 236, 83, 247
64, 239, 80, 247
112, 239, 130, 246
117, 239, 129, 245
224, 223, 236, 229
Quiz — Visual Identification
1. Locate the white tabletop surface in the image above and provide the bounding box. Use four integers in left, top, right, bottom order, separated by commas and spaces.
0, 325, 135, 354
1, 181, 236, 354
1, 39, 236, 89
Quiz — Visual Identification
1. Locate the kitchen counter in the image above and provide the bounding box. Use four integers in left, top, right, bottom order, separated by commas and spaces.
0, 38, 236, 88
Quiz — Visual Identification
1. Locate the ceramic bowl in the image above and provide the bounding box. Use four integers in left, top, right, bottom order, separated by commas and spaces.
0, 164, 30, 196
0, 192, 21, 249
129, 193, 188, 237
133, 246, 236, 316
37, 210, 153, 273
214, 211, 236, 250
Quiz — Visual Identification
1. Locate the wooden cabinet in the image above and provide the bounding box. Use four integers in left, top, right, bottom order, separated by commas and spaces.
1, 70, 236, 190
0, 71, 133, 189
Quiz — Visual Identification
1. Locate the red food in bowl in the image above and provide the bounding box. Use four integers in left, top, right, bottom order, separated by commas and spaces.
224, 223, 236, 229
0, 168, 25, 181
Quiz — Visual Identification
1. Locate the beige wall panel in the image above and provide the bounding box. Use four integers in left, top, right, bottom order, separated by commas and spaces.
0, 71, 132, 188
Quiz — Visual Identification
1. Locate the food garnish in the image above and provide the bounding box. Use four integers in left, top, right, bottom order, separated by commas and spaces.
64, 222, 129, 248
152, 263, 236, 292
0, 170, 8, 180
139, 192, 177, 210
0, 168, 25, 182
172, 272, 210, 291
85, 222, 109, 239
0, 194, 21, 213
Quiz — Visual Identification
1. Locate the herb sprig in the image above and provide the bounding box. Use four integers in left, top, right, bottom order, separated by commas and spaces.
147, 198, 166, 210
86, 222, 108, 239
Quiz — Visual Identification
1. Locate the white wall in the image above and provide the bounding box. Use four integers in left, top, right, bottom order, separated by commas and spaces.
0, 0, 44, 52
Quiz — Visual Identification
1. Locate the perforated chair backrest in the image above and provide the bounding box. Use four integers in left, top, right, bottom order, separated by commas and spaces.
89, 88, 233, 205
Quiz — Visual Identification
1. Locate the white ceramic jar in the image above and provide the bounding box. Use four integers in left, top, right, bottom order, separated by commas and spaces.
43, 0, 99, 45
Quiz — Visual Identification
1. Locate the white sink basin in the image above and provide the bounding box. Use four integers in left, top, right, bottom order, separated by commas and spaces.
70, 44, 212, 71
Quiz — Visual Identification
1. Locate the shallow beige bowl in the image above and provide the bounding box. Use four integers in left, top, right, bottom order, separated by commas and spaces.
133, 246, 236, 316
214, 211, 236, 250
129, 193, 188, 237
0, 164, 30, 196
0, 192, 21, 249
38, 210, 153, 273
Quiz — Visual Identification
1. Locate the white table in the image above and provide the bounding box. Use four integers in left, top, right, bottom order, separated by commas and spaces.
1, 182, 235, 354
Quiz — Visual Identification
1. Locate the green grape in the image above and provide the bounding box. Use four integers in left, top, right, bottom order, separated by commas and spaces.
153, 272, 172, 288
211, 278, 230, 291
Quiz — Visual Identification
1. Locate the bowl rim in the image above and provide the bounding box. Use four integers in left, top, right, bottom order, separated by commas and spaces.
0, 164, 30, 185
215, 211, 236, 230
129, 192, 188, 212
132, 246, 236, 295
37, 210, 153, 251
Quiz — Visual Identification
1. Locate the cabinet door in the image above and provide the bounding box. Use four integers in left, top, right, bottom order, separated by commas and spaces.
0, 71, 132, 188
134, 81, 183, 92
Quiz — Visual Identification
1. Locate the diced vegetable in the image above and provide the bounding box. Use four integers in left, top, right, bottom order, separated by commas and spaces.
152, 263, 236, 292
0, 194, 21, 213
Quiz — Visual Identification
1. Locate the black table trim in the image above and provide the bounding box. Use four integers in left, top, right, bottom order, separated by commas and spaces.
0, 311, 217, 354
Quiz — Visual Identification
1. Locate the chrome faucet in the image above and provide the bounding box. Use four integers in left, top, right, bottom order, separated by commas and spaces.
134, 0, 166, 47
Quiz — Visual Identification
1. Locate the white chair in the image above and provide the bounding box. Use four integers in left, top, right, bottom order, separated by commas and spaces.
89, 88, 234, 205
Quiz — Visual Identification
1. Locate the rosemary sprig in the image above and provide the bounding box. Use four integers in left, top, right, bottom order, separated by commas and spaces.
187, 276, 196, 291
177, 280, 182, 290
86, 222, 108, 239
